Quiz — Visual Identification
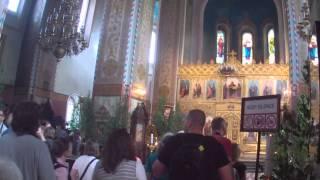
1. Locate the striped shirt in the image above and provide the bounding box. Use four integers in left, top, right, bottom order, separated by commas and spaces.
93, 159, 146, 180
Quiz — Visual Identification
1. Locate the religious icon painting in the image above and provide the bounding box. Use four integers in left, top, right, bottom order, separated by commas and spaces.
261, 80, 274, 96
247, 80, 259, 97
206, 80, 217, 99
223, 78, 242, 99
276, 80, 288, 97
179, 80, 190, 98
311, 80, 319, 101
192, 80, 203, 98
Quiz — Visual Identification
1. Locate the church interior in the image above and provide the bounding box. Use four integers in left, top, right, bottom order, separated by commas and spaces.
0, 0, 320, 178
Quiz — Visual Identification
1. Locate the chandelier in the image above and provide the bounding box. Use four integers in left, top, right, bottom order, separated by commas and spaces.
296, 1, 312, 41
39, 0, 88, 61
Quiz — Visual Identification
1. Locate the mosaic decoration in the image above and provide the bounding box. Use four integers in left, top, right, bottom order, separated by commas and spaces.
287, 0, 300, 96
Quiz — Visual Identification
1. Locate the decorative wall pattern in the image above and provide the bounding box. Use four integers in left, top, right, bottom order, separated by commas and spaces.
95, 0, 131, 84
287, 0, 302, 97
131, 0, 154, 99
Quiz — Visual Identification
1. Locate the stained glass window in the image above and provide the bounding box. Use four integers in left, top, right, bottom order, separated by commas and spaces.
216, 30, 225, 64
267, 29, 275, 64
242, 32, 253, 64
309, 35, 318, 65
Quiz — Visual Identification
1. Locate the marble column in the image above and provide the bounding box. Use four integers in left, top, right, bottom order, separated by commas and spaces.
152, 0, 187, 107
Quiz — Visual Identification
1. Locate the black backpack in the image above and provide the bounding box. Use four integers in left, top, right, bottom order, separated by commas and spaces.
169, 137, 206, 180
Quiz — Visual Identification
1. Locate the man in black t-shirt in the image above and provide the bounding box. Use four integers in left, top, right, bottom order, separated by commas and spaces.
152, 109, 233, 180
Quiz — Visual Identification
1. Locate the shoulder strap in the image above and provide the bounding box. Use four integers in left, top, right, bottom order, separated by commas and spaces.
79, 157, 97, 180
0, 123, 4, 134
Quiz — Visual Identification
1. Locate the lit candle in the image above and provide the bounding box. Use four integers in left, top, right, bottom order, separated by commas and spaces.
151, 133, 154, 144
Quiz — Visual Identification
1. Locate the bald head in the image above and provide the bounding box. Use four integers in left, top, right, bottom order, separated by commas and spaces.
185, 109, 206, 132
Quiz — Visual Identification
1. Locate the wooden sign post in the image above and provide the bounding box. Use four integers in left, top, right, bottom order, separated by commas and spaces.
241, 95, 281, 180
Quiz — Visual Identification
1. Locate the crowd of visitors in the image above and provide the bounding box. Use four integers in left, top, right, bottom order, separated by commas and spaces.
0, 101, 246, 180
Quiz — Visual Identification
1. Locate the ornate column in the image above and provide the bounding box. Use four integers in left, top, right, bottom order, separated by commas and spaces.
93, 0, 133, 120
153, 0, 186, 107
129, 0, 154, 106
286, 0, 309, 108
93, 0, 154, 120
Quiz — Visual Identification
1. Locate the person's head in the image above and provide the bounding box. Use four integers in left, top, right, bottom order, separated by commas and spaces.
0, 158, 23, 180
102, 128, 135, 173
231, 143, 241, 162
184, 109, 206, 134
52, 138, 72, 159
44, 127, 55, 139
83, 140, 98, 156
11, 102, 41, 137
211, 117, 227, 136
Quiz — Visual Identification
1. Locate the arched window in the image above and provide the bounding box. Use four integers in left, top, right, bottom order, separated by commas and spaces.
65, 96, 79, 129
216, 30, 226, 64
242, 32, 253, 64
309, 35, 318, 65
267, 29, 275, 64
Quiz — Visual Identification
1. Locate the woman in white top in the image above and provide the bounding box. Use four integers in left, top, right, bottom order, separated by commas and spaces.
71, 140, 99, 180
92, 129, 146, 180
